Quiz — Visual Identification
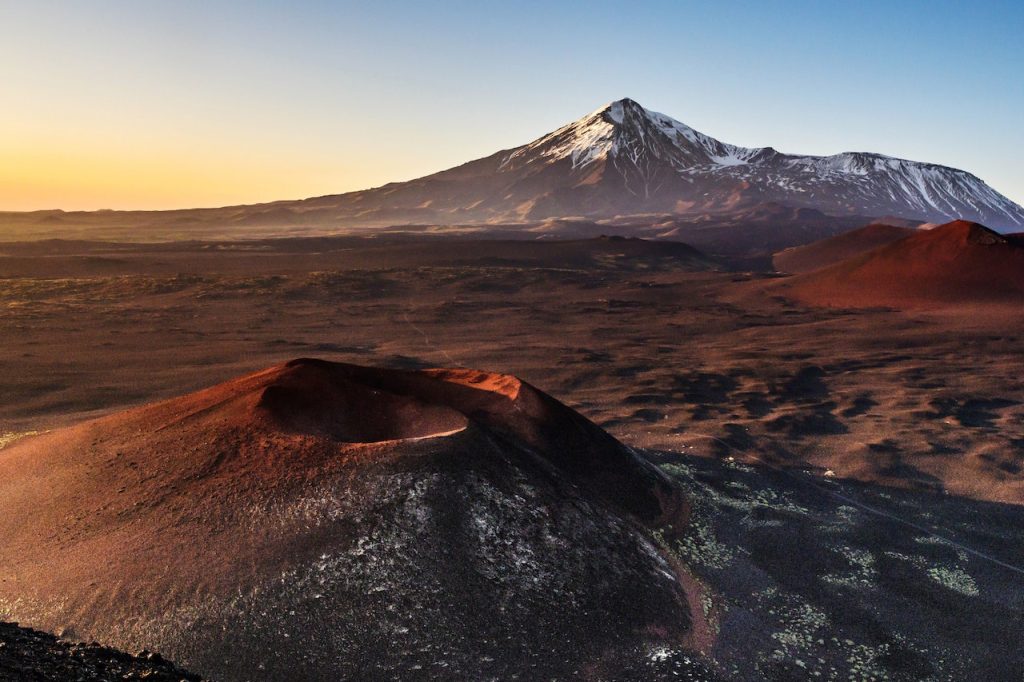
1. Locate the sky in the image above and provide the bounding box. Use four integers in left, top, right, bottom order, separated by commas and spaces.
1, 0, 1022, 211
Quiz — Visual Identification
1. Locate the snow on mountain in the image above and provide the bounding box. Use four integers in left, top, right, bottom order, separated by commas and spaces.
489, 98, 1024, 229
17, 97, 1019, 236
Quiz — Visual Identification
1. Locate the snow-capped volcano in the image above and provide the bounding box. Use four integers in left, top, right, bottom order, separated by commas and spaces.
12, 98, 1022, 237
481, 98, 1024, 228
501, 99, 768, 175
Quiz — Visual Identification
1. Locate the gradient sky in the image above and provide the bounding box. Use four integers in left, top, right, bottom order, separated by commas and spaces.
2, 0, 1022, 211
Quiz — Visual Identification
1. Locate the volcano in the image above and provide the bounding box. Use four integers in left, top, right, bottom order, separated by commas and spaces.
779, 220, 1024, 307
334, 98, 1024, 228
0, 359, 710, 681
5, 99, 1023, 240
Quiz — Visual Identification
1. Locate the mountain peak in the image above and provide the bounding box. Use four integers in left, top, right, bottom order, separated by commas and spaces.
929, 219, 1008, 246
608, 96, 642, 107
603, 97, 646, 121
263, 98, 1024, 230
499, 99, 760, 185
485, 99, 1024, 228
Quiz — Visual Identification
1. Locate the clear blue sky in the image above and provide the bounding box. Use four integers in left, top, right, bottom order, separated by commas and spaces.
1, 0, 1022, 210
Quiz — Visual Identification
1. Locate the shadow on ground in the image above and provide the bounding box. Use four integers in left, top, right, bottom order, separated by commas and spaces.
648, 451, 1024, 681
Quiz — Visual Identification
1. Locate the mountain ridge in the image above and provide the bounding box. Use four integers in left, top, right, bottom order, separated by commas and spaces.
3, 98, 1022, 236
278, 97, 1023, 229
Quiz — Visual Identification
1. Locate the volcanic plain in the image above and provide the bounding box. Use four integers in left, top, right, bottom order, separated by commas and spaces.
3, 234, 1022, 502
1, 232, 1023, 679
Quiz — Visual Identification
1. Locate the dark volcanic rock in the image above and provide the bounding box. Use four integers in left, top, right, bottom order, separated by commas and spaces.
653, 452, 1024, 680
0, 621, 200, 681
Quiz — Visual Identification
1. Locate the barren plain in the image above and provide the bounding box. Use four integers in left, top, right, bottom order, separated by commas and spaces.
1, 234, 1022, 679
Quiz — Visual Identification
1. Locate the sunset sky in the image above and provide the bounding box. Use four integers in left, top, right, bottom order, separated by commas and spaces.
2, 0, 1022, 211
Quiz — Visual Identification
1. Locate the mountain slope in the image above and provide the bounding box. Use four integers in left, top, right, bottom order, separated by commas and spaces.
281, 99, 1024, 229
0, 359, 708, 681
778, 220, 1024, 307
773, 223, 917, 273
4, 98, 1022, 239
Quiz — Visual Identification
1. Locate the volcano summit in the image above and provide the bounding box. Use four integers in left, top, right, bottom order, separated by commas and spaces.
228, 98, 1024, 229
5, 98, 1022, 240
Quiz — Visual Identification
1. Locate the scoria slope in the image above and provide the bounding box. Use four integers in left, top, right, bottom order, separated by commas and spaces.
773, 223, 917, 273
0, 359, 710, 681
779, 219, 1024, 307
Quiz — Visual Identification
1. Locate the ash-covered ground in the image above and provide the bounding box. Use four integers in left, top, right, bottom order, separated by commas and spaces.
652, 451, 1024, 680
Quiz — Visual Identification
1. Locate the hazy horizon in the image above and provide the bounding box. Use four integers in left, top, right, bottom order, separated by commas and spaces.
3, 0, 1022, 212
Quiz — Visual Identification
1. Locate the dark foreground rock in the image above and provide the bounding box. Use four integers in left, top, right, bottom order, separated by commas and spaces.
0, 621, 199, 681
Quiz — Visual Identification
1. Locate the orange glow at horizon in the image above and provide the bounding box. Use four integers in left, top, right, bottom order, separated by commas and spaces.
0, 101, 480, 212
0, 140, 430, 212
1, 2, 1022, 213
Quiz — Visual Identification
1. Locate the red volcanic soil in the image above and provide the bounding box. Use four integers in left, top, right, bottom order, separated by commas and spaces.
773, 223, 916, 273
0, 360, 705, 681
777, 220, 1024, 307
253, 359, 687, 523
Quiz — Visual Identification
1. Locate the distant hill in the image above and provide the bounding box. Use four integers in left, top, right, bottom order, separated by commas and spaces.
779, 220, 1024, 307
773, 223, 917, 273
